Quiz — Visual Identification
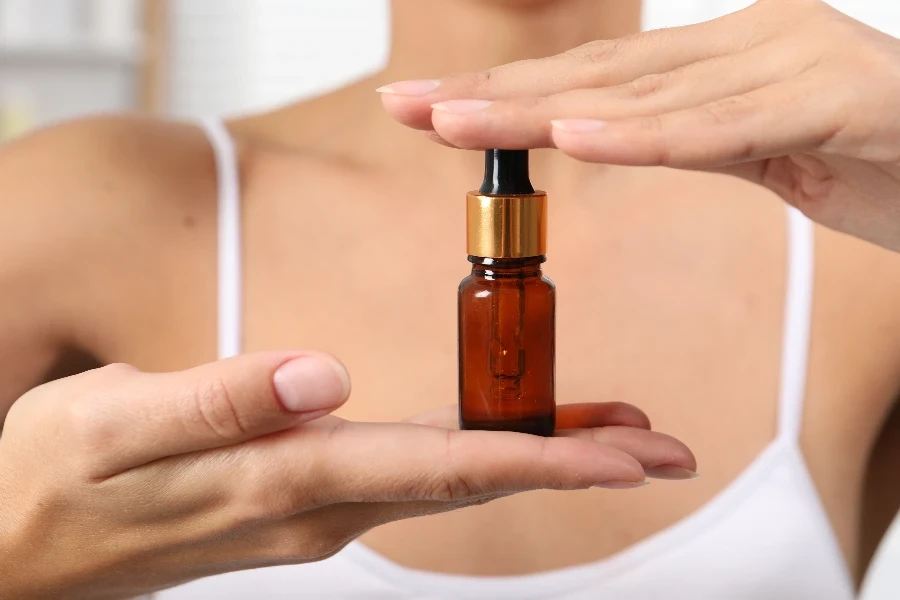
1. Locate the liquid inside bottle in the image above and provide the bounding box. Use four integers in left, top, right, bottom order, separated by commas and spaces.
459, 256, 556, 436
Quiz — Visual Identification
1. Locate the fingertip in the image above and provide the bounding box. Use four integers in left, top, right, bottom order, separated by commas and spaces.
626, 405, 652, 430
376, 79, 441, 96
644, 431, 698, 474
432, 110, 552, 151
550, 437, 646, 487
431, 111, 491, 150
273, 353, 351, 414
380, 93, 440, 131
668, 438, 699, 473
551, 126, 601, 162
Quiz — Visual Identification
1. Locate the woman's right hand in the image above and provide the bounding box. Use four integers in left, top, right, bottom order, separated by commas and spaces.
382, 0, 900, 252
0, 351, 695, 600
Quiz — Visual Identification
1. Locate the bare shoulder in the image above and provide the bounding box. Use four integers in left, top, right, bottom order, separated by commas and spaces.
0, 114, 217, 224
0, 115, 217, 256
0, 115, 219, 408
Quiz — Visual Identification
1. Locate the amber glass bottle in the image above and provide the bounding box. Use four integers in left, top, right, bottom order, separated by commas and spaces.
459, 150, 556, 436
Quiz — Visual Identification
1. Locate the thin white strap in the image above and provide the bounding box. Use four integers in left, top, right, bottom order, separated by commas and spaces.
777, 207, 816, 442
198, 117, 243, 360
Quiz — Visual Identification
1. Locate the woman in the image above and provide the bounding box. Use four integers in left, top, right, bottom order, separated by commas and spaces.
1, 0, 899, 598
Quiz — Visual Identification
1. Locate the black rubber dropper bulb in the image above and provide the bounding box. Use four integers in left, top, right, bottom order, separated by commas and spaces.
479, 149, 536, 195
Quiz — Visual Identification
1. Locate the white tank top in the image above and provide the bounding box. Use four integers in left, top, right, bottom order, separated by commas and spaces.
154, 119, 857, 599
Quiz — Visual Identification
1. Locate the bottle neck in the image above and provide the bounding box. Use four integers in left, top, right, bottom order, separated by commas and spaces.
469, 255, 545, 278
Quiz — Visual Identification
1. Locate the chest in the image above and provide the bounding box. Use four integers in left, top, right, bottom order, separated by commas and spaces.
124, 168, 886, 577
238, 180, 785, 430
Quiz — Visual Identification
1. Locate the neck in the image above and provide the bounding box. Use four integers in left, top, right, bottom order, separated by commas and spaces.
383, 0, 643, 80
254, 0, 643, 192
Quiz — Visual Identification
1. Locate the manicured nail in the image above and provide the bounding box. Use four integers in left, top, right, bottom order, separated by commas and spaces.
645, 466, 700, 481
274, 356, 351, 413
594, 481, 650, 490
376, 79, 440, 95
552, 119, 607, 133
432, 99, 494, 114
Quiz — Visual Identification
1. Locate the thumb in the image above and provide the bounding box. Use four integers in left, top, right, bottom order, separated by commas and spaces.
58, 352, 351, 478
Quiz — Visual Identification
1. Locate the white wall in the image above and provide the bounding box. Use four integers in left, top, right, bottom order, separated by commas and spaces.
167, 0, 388, 117
0, 0, 142, 140
165, 3, 900, 597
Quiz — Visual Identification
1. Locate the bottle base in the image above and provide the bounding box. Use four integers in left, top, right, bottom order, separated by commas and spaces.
460, 414, 555, 437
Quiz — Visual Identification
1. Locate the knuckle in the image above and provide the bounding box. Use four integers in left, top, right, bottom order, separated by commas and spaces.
428, 472, 474, 502
635, 115, 674, 166
468, 68, 494, 93
701, 95, 758, 126
270, 527, 349, 563
625, 72, 669, 99
189, 377, 247, 441
236, 485, 299, 524
571, 38, 625, 65
637, 114, 665, 132
99, 362, 140, 378
71, 362, 141, 390
304, 529, 351, 561
730, 139, 760, 163
233, 440, 336, 523
426, 430, 476, 501
230, 461, 315, 524
854, 42, 900, 81
563, 46, 601, 68
63, 398, 117, 473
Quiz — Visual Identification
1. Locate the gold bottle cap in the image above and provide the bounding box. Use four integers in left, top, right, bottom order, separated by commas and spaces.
466, 192, 547, 259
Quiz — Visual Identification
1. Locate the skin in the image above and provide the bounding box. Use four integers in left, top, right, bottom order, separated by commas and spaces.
1, 353, 679, 599
0, 0, 898, 596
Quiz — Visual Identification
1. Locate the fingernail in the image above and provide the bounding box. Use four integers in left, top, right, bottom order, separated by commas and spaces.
593, 481, 650, 490
376, 79, 440, 95
552, 119, 607, 133
645, 466, 700, 481
432, 99, 494, 114
274, 356, 351, 413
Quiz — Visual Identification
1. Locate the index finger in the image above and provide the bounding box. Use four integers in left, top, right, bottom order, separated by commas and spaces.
380, 7, 771, 131
285, 421, 647, 505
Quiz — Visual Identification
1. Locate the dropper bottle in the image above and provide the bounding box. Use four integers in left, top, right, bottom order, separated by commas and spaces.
459, 150, 556, 436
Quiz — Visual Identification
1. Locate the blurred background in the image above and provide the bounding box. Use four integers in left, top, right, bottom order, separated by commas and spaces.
0, 0, 898, 597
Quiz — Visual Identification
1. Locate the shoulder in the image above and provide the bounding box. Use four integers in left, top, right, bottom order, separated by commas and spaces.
0, 114, 218, 221
0, 114, 217, 236
0, 114, 220, 358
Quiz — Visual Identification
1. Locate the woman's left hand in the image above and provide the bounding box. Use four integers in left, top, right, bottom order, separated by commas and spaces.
380, 0, 900, 252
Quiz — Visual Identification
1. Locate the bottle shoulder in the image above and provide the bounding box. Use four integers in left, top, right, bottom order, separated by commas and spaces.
459, 272, 555, 295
